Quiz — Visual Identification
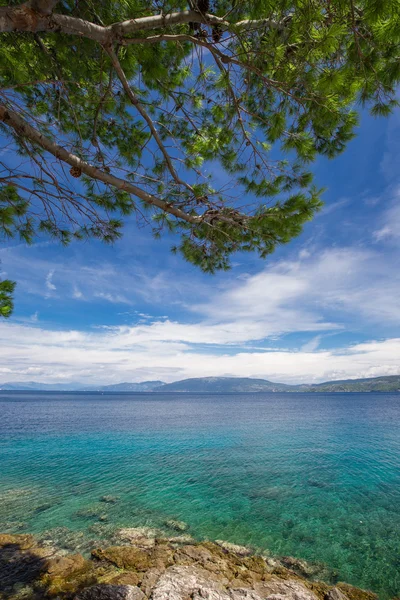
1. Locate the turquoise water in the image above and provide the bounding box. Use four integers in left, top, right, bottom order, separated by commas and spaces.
0, 392, 399, 597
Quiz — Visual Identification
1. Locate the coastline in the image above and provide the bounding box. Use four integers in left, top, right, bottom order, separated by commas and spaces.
0, 528, 380, 600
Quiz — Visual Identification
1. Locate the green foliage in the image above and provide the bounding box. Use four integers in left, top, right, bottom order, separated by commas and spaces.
0, 278, 15, 318
0, 0, 399, 314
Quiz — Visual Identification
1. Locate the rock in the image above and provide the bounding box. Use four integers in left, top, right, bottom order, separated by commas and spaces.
108, 572, 141, 587
167, 535, 195, 544
279, 556, 321, 578
116, 527, 159, 548
74, 584, 145, 600
99, 515, 108, 522
140, 568, 164, 596
45, 553, 88, 577
151, 565, 230, 600
92, 546, 152, 571
230, 590, 264, 600
164, 519, 188, 532
325, 588, 350, 600
336, 583, 378, 600
215, 540, 252, 557
0, 533, 36, 550
101, 496, 120, 504
253, 578, 319, 600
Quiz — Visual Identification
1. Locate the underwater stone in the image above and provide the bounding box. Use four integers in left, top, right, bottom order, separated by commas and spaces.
101, 496, 120, 504
164, 519, 188, 532
215, 540, 252, 557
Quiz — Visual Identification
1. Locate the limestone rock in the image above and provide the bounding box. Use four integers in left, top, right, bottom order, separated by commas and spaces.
151, 565, 230, 600
253, 578, 319, 600
230, 590, 265, 600
325, 588, 350, 600
75, 584, 145, 600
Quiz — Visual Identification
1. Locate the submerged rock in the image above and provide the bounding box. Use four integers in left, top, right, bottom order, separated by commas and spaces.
100, 496, 120, 504
215, 540, 252, 557
164, 519, 188, 532
75, 584, 145, 600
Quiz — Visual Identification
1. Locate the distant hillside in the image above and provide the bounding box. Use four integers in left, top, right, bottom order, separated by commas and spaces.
154, 377, 292, 393
97, 381, 165, 392
156, 375, 400, 393
0, 381, 85, 391
1, 375, 399, 393
0, 381, 165, 392
306, 375, 400, 392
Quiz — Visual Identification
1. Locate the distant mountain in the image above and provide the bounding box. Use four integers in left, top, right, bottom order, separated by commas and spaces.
1, 375, 399, 393
306, 375, 400, 392
0, 381, 88, 391
0, 380, 165, 392
97, 381, 165, 392
155, 375, 400, 393
154, 377, 292, 393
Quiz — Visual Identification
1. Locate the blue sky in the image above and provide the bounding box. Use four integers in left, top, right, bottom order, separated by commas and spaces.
0, 105, 400, 385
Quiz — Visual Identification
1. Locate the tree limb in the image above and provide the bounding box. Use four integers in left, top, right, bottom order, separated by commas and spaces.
0, 102, 200, 224
106, 47, 194, 195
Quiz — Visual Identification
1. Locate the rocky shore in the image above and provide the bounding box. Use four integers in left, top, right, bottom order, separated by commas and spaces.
0, 528, 381, 600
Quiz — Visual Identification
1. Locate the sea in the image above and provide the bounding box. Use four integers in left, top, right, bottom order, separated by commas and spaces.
0, 391, 399, 598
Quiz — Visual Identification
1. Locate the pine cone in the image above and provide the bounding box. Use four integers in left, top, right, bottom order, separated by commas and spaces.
69, 166, 82, 178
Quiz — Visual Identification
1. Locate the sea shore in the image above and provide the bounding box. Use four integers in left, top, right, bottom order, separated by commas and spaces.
0, 527, 381, 600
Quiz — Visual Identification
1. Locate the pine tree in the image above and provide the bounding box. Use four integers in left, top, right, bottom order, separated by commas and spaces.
0, 0, 399, 313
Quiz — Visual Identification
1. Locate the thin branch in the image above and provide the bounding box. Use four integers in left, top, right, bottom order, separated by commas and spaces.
106, 46, 194, 194
0, 102, 200, 224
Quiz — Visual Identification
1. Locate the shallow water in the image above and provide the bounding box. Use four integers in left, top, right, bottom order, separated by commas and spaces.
0, 391, 399, 597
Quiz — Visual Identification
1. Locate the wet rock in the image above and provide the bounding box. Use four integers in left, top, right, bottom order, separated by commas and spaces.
253, 578, 319, 600
215, 540, 252, 557
164, 519, 188, 532
325, 588, 350, 600
75, 584, 145, 600
101, 496, 120, 504
151, 565, 230, 600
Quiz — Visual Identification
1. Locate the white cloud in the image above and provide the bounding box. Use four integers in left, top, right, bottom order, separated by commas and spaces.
373, 191, 400, 243
0, 317, 399, 385
0, 244, 399, 385
45, 269, 56, 293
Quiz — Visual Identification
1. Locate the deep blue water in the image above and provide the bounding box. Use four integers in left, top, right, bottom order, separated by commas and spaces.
0, 392, 399, 597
